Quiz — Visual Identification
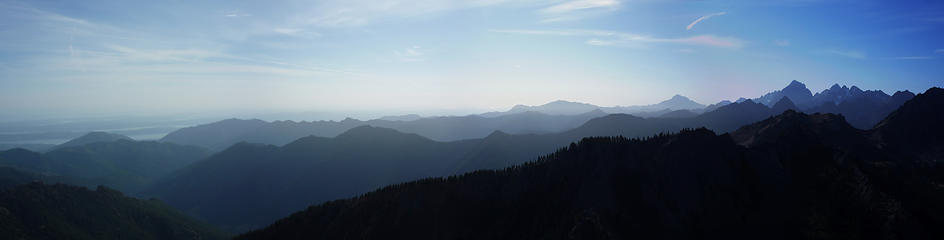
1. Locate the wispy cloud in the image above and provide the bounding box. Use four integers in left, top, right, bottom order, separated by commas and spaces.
815, 49, 866, 59
491, 29, 745, 49
540, 0, 619, 14
106, 44, 224, 63
687, 12, 726, 30
301, 0, 558, 28
224, 13, 251, 17
538, 0, 620, 22
395, 46, 425, 62
936, 49, 944, 54
489, 29, 588, 36
45, 44, 361, 78
773, 39, 791, 47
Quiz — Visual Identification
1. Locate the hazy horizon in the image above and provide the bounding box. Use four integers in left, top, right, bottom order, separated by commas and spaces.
2, 0, 943, 119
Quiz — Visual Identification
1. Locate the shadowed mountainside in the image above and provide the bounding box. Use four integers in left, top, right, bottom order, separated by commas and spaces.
0, 182, 228, 240
237, 88, 944, 239
160, 81, 911, 153
50, 131, 133, 151
0, 138, 209, 193
147, 88, 909, 231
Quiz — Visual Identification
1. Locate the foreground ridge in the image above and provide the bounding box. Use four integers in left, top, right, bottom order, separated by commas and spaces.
238, 88, 944, 240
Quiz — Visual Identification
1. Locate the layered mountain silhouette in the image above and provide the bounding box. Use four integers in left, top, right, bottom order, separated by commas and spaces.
748, 81, 914, 129
0, 81, 932, 239
0, 182, 227, 240
0, 143, 55, 152
657, 109, 698, 118
0, 167, 88, 189
487, 100, 601, 116
161, 110, 608, 151
481, 95, 706, 117
50, 131, 133, 150
755, 80, 814, 107
147, 91, 867, 231
237, 88, 944, 240
377, 114, 422, 121
805, 89, 915, 129
621, 94, 707, 112
159, 81, 909, 155
0, 136, 209, 193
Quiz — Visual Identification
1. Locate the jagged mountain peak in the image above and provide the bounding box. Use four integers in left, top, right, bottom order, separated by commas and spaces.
755, 80, 813, 107
652, 94, 705, 110
829, 83, 844, 91
850, 85, 863, 93
786, 80, 806, 89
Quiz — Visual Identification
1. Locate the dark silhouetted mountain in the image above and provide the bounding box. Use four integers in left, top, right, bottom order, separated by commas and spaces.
148, 98, 797, 231
449, 100, 781, 173
657, 109, 698, 118
0, 143, 54, 152
161, 110, 608, 151
148, 127, 478, 231
0, 140, 209, 193
51, 131, 132, 150
0, 167, 89, 189
873, 87, 944, 159
754, 80, 813, 107
804, 89, 914, 129
160, 118, 270, 151
729, 110, 863, 148
811, 84, 890, 106
701, 100, 732, 113
688, 99, 774, 133
0, 182, 228, 240
238, 100, 944, 239
770, 96, 798, 114
744, 81, 914, 129
0, 148, 44, 173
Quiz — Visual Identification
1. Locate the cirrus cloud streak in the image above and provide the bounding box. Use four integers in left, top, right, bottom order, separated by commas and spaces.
491, 29, 745, 49
687, 12, 726, 30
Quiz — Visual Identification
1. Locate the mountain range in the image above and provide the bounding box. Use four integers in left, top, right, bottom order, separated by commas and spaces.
49, 131, 133, 151
237, 88, 944, 239
481, 94, 707, 117
0, 81, 935, 238
0, 132, 209, 193
146, 87, 897, 231
161, 109, 608, 151
158, 81, 912, 153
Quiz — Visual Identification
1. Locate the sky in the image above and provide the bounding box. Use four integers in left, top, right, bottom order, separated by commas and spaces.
0, 0, 942, 120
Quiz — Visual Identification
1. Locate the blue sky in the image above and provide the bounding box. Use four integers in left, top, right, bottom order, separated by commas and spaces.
0, 0, 942, 119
